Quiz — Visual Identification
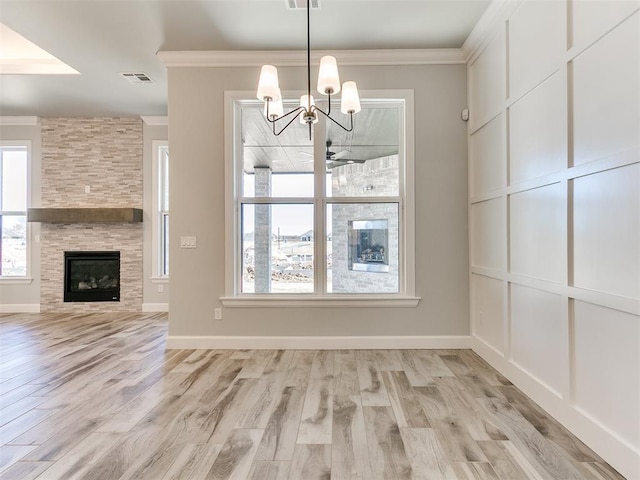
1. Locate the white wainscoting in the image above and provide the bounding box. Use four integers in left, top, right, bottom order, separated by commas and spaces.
470, 197, 506, 270
509, 72, 566, 185
466, 1, 640, 478
509, 183, 566, 283
469, 114, 505, 196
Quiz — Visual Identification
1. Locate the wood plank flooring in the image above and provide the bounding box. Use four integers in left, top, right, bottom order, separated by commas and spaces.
0, 313, 626, 480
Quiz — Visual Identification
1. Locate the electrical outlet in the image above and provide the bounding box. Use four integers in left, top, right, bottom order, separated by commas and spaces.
158, 284, 164, 293
214, 308, 222, 320
84, 185, 91, 194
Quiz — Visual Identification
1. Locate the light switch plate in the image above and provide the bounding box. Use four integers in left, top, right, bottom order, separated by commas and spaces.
180, 236, 197, 248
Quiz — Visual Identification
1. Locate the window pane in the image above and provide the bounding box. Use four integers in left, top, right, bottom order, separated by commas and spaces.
327, 203, 399, 293
162, 213, 169, 276
326, 102, 401, 197
239, 102, 314, 198
160, 147, 169, 212
1, 215, 27, 276
241, 204, 314, 294
2, 149, 27, 211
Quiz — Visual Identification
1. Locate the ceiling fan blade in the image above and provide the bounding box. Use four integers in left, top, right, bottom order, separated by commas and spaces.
326, 159, 367, 169
331, 149, 350, 160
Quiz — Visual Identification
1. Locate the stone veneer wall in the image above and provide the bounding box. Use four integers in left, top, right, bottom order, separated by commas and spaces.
331, 155, 400, 293
40, 118, 143, 312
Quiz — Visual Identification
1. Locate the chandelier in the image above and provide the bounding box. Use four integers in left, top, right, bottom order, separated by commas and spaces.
256, 0, 361, 139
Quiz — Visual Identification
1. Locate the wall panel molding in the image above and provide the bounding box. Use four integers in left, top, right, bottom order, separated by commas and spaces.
468, 1, 640, 477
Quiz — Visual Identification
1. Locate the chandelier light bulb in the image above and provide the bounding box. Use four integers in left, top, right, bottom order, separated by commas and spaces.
300, 94, 316, 110
257, 65, 280, 101
299, 94, 318, 124
317, 55, 341, 95
341, 81, 361, 114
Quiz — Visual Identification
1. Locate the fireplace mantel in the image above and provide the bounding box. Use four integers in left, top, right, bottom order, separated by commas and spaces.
28, 208, 143, 223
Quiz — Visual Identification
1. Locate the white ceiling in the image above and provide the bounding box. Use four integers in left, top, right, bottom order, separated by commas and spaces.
0, 0, 491, 117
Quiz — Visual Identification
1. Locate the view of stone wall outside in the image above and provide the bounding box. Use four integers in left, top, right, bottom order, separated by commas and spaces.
40, 118, 143, 312
330, 155, 400, 293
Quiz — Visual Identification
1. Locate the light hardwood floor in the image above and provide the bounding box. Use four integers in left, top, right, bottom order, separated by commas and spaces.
0, 312, 626, 480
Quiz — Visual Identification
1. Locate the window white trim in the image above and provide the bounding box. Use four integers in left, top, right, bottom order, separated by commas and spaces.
0, 141, 31, 279
220, 295, 420, 308
151, 140, 169, 279
223, 90, 418, 305
0, 117, 38, 126
0, 277, 33, 285
150, 276, 169, 284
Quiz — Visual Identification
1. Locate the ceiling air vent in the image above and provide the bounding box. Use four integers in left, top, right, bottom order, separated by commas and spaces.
120, 72, 154, 84
286, 0, 320, 9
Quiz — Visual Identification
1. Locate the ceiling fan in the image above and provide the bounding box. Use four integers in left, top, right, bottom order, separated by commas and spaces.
325, 139, 366, 169
325, 139, 349, 161
300, 139, 368, 168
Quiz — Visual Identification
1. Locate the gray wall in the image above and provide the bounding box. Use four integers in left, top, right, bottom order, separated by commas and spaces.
167, 64, 469, 337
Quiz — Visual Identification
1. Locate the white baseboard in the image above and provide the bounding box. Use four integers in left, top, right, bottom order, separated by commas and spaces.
471, 336, 639, 480
166, 335, 473, 350
142, 303, 169, 312
0, 304, 40, 313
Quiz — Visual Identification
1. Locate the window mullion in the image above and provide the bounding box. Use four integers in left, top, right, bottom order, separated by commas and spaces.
239, 196, 315, 204
314, 116, 327, 295
326, 196, 402, 204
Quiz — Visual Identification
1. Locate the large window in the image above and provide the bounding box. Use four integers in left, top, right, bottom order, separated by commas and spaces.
225, 91, 415, 302
0, 145, 28, 277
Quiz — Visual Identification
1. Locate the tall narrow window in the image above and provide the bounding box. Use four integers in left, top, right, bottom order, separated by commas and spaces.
0, 146, 28, 277
151, 141, 169, 280
226, 91, 415, 302
158, 145, 169, 276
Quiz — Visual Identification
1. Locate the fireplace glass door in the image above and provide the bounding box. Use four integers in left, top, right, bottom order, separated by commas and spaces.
64, 251, 120, 302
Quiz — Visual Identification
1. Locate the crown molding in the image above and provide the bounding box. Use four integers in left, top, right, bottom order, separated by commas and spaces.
462, 0, 522, 63
158, 48, 466, 68
140, 115, 168, 126
0, 116, 39, 126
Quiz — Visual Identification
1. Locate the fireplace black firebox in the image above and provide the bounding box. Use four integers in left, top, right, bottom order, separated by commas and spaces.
64, 251, 120, 302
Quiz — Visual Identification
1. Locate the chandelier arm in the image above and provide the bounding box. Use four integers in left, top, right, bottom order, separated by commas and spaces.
265, 105, 305, 124
273, 109, 307, 136
314, 107, 354, 132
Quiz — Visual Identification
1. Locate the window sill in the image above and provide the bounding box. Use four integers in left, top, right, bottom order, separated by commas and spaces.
150, 276, 169, 284
0, 277, 34, 285
220, 295, 420, 308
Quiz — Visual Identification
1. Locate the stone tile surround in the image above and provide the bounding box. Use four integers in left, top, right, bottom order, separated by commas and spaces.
40, 118, 143, 312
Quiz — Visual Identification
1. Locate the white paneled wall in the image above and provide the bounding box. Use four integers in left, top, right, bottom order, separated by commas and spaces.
573, 164, 640, 299
510, 183, 565, 283
509, 72, 566, 184
470, 198, 506, 271
471, 273, 505, 353
469, 114, 505, 196
572, 13, 639, 166
466, 1, 640, 478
